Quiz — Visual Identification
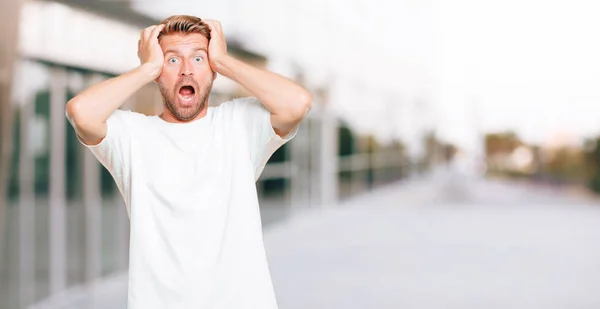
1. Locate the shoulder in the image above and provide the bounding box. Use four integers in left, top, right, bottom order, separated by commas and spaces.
216, 97, 269, 118
107, 108, 146, 120
220, 97, 265, 110
108, 108, 130, 120
107, 108, 153, 128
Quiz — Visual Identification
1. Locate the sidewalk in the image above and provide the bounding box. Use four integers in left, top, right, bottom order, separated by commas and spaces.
28, 178, 439, 309
489, 175, 600, 204
31, 174, 600, 309
265, 176, 600, 309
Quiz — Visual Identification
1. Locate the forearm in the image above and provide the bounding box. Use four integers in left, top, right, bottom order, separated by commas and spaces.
214, 55, 312, 119
66, 64, 157, 141
67, 64, 156, 124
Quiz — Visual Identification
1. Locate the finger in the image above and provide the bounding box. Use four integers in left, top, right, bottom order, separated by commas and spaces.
143, 25, 157, 42
143, 26, 156, 42
151, 24, 165, 41
212, 21, 224, 36
139, 28, 147, 43
204, 20, 218, 33
213, 21, 222, 32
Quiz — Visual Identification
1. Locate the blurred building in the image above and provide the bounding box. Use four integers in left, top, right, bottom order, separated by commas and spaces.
0, 1, 410, 309
1, 2, 281, 308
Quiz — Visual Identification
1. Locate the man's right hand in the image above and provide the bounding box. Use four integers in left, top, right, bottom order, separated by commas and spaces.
137, 24, 165, 79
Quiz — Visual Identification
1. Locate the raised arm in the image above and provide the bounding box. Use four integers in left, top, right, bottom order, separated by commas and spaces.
203, 20, 312, 137
65, 25, 165, 145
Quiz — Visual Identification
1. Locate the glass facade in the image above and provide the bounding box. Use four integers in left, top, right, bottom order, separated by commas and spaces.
1, 61, 127, 309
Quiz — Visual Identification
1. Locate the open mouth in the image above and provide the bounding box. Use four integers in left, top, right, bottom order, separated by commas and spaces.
177, 85, 196, 105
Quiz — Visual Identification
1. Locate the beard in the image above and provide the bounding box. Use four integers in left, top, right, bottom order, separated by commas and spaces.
158, 76, 213, 121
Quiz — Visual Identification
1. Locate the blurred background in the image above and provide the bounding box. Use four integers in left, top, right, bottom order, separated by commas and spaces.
1, 0, 600, 308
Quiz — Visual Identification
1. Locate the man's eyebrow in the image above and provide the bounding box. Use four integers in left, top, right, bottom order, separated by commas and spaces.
164, 47, 208, 55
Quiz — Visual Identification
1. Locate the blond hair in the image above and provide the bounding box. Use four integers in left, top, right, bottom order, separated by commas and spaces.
158, 15, 211, 41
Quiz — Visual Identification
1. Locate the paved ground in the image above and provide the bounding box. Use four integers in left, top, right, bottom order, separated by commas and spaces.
266, 172, 600, 309
27, 169, 600, 309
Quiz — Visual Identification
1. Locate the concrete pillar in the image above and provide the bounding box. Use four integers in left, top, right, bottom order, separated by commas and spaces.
82, 74, 102, 283
49, 66, 67, 295
317, 105, 338, 207
310, 113, 322, 207
289, 117, 310, 210
18, 94, 36, 307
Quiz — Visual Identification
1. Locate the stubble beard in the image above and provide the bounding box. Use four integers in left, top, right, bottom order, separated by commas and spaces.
159, 77, 213, 121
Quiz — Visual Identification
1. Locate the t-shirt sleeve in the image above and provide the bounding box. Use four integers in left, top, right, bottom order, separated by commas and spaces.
237, 97, 299, 180
74, 109, 133, 204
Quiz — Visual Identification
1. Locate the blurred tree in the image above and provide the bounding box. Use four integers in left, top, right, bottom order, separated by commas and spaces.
6, 110, 20, 201
365, 135, 379, 189
485, 131, 522, 157
484, 131, 524, 175
336, 122, 355, 185
544, 147, 586, 184
585, 137, 600, 193
337, 122, 355, 157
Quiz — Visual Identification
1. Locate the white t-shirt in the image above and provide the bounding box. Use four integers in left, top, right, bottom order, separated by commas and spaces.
78, 97, 296, 309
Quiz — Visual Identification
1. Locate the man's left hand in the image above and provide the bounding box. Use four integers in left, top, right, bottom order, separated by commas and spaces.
204, 19, 228, 73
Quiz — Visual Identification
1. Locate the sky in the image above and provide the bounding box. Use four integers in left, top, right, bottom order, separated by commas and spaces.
434, 0, 600, 152
132, 0, 600, 154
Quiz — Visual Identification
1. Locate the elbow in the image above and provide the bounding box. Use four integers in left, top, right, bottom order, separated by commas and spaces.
65, 99, 93, 131
271, 90, 313, 125
65, 99, 80, 124
292, 91, 313, 120
302, 91, 313, 113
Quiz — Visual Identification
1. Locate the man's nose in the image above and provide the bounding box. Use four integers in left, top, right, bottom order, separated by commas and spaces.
180, 60, 194, 76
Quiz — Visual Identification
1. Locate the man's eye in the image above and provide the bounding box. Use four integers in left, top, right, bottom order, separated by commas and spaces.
194, 57, 203, 62
169, 58, 179, 64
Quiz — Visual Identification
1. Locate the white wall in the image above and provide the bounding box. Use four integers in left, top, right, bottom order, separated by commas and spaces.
19, 1, 140, 75
17, 1, 234, 95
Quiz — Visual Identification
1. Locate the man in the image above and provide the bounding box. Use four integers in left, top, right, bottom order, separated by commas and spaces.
66, 15, 311, 309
